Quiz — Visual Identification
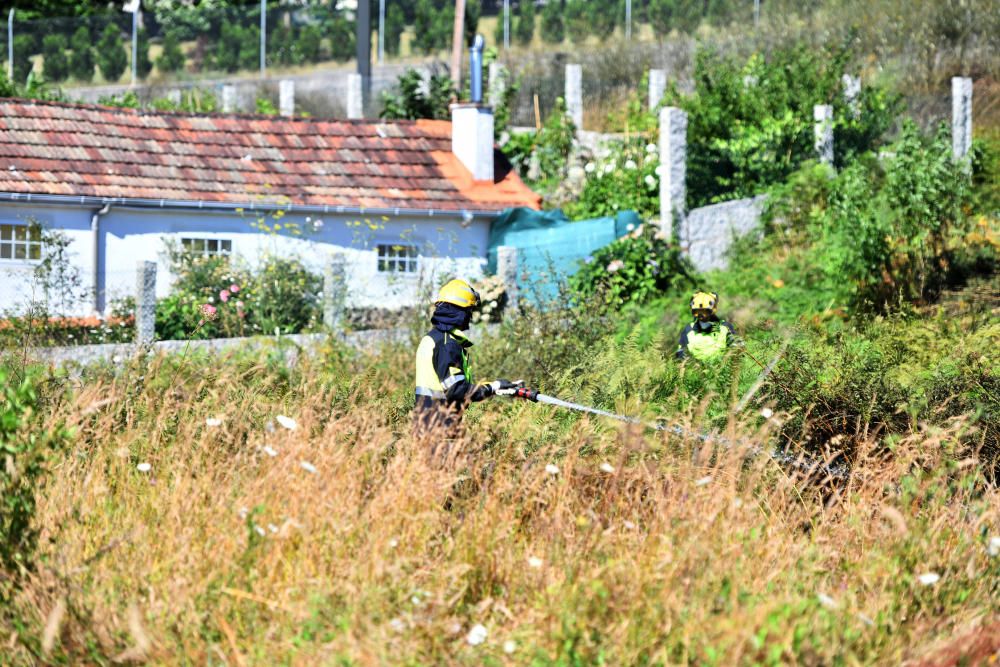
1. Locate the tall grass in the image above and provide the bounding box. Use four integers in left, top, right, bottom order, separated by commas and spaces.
2, 326, 997, 664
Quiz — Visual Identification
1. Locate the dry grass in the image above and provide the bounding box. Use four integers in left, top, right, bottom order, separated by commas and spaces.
2, 341, 998, 664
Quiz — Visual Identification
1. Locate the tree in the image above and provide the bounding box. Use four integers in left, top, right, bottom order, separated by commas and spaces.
156, 30, 186, 73
68, 26, 94, 81
384, 3, 405, 56
298, 25, 323, 63
413, 0, 438, 54
137, 28, 153, 79
213, 22, 244, 71
465, 0, 482, 46
515, 0, 536, 45
541, 0, 565, 44
12, 35, 36, 85
380, 68, 456, 120
41, 34, 69, 82
327, 12, 356, 61
648, 0, 704, 36
96, 23, 128, 82
565, 0, 590, 43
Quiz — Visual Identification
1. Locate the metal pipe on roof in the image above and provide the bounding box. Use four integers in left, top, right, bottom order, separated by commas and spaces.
0, 192, 499, 221
470, 35, 484, 104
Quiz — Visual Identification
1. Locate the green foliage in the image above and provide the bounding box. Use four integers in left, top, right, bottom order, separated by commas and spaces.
667, 44, 901, 209
502, 98, 575, 186
12, 34, 36, 85
379, 68, 455, 121
96, 23, 128, 83
214, 22, 252, 72
155, 249, 321, 341
326, 12, 356, 61
255, 96, 279, 115
384, 4, 406, 56
137, 28, 153, 79
413, 0, 452, 54
0, 367, 70, 590
648, 0, 703, 35
298, 24, 323, 64
464, 0, 481, 47
41, 33, 68, 82
541, 0, 566, 44
515, 0, 536, 46
156, 30, 187, 74
68, 25, 94, 81
564, 0, 590, 43
569, 226, 696, 309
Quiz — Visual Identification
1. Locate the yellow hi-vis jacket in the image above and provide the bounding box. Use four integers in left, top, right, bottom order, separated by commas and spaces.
414, 327, 493, 431
676, 318, 736, 362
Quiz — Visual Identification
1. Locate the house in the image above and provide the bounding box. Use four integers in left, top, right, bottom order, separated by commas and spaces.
0, 98, 540, 316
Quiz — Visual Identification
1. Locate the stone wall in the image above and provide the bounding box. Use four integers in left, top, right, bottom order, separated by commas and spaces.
682, 195, 767, 272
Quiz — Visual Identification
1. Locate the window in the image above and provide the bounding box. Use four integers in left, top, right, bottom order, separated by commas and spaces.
377, 243, 418, 273
181, 237, 232, 257
0, 224, 42, 261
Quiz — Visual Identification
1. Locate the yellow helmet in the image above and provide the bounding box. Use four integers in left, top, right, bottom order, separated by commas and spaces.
436, 279, 481, 309
690, 291, 719, 312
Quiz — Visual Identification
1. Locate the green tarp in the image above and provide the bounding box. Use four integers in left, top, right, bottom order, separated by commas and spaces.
487, 207, 642, 301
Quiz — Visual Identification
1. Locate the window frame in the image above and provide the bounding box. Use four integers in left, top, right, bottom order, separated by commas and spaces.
180, 236, 233, 258
376, 242, 419, 274
0, 223, 43, 263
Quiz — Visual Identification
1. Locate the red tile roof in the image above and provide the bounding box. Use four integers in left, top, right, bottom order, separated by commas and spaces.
0, 99, 541, 213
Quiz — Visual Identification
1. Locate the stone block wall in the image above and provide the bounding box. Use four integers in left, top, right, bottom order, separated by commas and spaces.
682, 195, 767, 272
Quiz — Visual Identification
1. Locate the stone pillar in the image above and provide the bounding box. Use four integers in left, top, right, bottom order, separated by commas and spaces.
813, 104, 834, 165
952, 76, 973, 161
565, 63, 583, 131
222, 84, 236, 113
842, 74, 861, 118
659, 106, 687, 239
497, 245, 519, 314
135, 261, 157, 346
279, 79, 295, 117
648, 69, 666, 111
346, 73, 363, 119
167, 89, 182, 106
323, 253, 346, 330
488, 62, 508, 108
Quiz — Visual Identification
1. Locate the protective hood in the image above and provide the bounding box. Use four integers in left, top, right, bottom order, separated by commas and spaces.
432, 302, 472, 332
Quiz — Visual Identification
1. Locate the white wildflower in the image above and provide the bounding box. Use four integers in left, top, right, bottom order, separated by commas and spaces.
545, 463, 560, 476
917, 572, 940, 586
654, 164, 667, 177
599, 462, 615, 474
584, 162, 596, 173
626, 223, 635, 231
606, 259, 625, 273
136, 462, 151, 473
624, 159, 637, 170
268, 523, 278, 534
645, 143, 657, 153
263, 445, 278, 457
264, 421, 276, 433
644, 174, 657, 188
254, 525, 266, 537
602, 163, 615, 175
623, 520, 637, 530
388, 538, 399, 548
205, 417, 223, 427
695, 475, 713, 487
300, 461, 317, 474
857, 612, 875, 627
467, 624, 488, 646
389, 617, 405, 632
276, 414, 297, 430
988, 536, 1000, 557
760, 407, 774, 419
238, 506, 249, 519
503, 639, 517, 654
817, 593, 838, 609
528, 556, 543, 568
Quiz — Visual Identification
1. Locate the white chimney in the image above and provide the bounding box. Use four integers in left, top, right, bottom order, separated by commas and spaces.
451, 103, 494, 182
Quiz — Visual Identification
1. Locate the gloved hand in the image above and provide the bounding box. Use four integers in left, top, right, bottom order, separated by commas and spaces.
489, 379, 524, 395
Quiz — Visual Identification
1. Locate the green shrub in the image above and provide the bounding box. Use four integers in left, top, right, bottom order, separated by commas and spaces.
68, 25, 94, 81
247, 256, 322, 336
96, 23, 128, 82
648, 0, 703, 35
565, 138, 661, 220
384, 4, 406, 56
379, 68, 455, 120
327, 13, 356, 61
569, 225, 696, 308
502, 98, 575, 186
298, 24, 323, 63
41, 34, 69, 82
0, 366, 70, 591
541, 0, 566, 43
137, 27, 153, 79
156, 30, 186, 73
515, 0, 536, 46
213, 22, 245, 72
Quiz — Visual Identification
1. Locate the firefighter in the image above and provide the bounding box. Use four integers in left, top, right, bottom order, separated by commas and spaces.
676, 291, 737, 362
413, 278, 518, 441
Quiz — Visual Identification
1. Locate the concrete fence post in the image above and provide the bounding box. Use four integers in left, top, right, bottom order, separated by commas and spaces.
648, 68, 666, 111
346, 73, 363, 119
659, 106, 687, 239
952, 76, 973, 161
813, 104, 834, 165
842, 74, 861, 118
167, 89, 182, 106
279, 79, 295, 117
497, 245, 519, 313
565, 63, 583, 132
135, 261, 157, 346
222, 84, 236, 113
488, 62, 508, 109
323, 253, 346, 330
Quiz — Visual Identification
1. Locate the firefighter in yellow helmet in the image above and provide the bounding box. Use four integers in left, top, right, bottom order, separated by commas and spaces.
676, 291, 737, 362
414, 278, 519, 438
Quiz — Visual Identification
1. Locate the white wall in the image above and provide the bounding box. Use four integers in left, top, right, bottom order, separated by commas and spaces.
0, 202, 491, 316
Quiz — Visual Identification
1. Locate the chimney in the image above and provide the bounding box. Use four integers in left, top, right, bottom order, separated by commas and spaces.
451, 35, 494, 182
